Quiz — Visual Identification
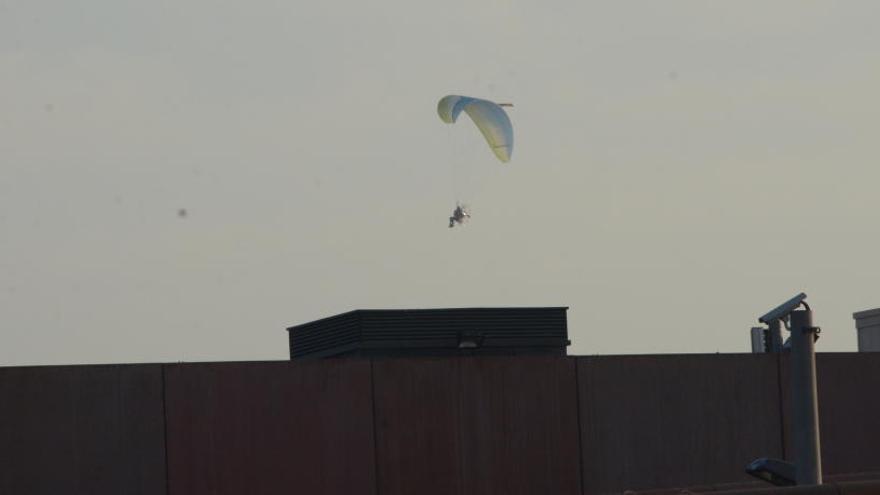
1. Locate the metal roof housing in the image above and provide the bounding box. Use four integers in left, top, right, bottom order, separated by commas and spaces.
286, 307, 570, 359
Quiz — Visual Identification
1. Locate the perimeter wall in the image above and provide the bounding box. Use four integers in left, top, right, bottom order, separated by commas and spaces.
1, 353, 879, 495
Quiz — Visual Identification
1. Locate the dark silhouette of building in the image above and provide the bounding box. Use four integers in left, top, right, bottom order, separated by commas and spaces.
287, 307, 570, 358
3, 308, 880, 495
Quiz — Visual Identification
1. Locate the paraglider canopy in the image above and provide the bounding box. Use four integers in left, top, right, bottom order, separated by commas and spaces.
437, 95, 514, 162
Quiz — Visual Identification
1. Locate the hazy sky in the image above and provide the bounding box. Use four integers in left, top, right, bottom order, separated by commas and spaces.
2, 1, 879, 366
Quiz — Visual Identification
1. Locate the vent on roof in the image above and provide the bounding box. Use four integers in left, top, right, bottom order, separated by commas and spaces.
286, 307, 570, 359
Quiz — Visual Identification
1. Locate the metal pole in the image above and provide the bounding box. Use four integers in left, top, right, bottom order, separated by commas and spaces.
768, 319, 784, 353
790, 309, 822, 485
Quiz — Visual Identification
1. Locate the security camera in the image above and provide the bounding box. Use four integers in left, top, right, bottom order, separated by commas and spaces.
758, 293, 807, 324
746, 458, 796, 486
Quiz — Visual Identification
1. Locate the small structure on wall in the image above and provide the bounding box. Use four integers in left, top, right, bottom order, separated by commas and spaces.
286, 307, 570, 359
854, 308, 880, 352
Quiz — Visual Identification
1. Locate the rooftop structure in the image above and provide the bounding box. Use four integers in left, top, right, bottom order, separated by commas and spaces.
853, 308, 880, 352
286, 307, 570, 359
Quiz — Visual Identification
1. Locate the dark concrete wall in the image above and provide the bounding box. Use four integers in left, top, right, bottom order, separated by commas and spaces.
373, 357, 581, 495
578, 355, 784, 494
780, 353, 880, 476
2, 353, 879, 495
164, 361, 376, 495
0, 364, 166, 495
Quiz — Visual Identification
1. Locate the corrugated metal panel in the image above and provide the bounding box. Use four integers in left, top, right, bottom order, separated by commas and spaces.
781, 353, 880, 476
372, 356, 581, 495
0, 364, 166, 495
578, 354, 784, 495
164, 360, 376, 495
288, 307, 569, 359
288, 312, 361, 358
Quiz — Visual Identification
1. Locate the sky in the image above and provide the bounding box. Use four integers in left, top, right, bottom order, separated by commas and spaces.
2, 1, 879, 366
